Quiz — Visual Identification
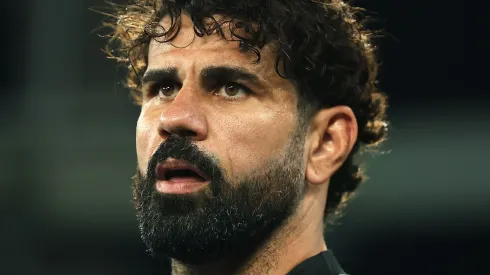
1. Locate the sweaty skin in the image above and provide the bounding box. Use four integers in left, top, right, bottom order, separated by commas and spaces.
137, 17, 298, 180
135, 14, 357, 275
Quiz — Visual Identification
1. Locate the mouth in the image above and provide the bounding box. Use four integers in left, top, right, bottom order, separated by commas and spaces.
154, 158, 210, 194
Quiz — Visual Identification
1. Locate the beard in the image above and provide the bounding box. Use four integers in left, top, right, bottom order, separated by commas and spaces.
132, 131, 307, 265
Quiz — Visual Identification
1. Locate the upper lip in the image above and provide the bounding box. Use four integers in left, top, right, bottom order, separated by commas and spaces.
156, 158, 210, 181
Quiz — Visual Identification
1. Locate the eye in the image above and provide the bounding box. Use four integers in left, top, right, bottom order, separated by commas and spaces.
215, 83, 251, 99
155, 82, 181, 99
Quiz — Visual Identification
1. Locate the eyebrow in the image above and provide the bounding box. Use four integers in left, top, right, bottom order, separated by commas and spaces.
141, 65, 264, 88
141, 67, 179, 84
200, 66, 260, 86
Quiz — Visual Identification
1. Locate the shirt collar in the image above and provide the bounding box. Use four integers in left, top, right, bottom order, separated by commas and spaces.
287, 250, 348, 275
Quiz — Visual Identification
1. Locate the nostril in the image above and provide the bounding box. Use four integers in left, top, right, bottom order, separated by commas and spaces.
159, 127, 197, 138
158, 110, 207, 140
175, 128, 197, 137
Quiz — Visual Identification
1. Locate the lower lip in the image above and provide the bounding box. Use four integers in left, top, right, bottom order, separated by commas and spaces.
155, 180, 209, 194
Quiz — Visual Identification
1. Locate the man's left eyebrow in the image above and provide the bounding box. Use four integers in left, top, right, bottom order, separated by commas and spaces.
200, 66, 262, 86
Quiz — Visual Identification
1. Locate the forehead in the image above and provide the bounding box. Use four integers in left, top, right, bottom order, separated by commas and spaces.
147, 14, 282, 81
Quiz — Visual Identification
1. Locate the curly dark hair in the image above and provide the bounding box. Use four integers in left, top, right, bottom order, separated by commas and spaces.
101, 0, 388, 226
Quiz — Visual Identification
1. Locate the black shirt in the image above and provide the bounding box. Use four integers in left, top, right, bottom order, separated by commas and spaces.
287, 250, 347, 275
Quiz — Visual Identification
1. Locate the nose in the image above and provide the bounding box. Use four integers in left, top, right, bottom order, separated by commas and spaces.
158, 91, 208, 141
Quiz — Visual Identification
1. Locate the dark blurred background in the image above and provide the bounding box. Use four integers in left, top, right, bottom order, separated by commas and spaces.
1, 0, 481, 274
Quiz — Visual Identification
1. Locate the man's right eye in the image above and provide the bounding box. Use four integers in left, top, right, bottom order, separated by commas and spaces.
154, 82, 181, 100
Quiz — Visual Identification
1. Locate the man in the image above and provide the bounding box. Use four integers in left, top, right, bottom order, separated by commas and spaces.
103, 0, 388, 274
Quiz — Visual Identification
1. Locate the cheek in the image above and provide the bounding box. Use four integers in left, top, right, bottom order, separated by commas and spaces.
136, 109, 159, 174
213, 106, 296, 177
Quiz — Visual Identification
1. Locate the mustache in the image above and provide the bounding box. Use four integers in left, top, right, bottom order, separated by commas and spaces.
145, 134, 224, 184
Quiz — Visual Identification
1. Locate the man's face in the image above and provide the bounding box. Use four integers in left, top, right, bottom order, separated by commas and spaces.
133, 15, 308, 264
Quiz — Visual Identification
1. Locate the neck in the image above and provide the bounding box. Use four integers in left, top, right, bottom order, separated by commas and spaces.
171, 187, 327, 275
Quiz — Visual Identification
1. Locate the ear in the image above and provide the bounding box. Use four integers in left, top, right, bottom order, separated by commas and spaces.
305, 106, 358, 185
